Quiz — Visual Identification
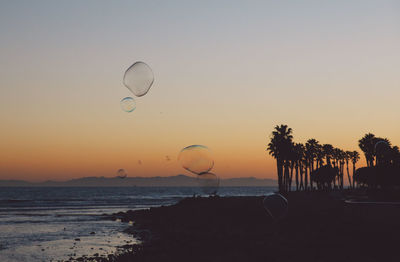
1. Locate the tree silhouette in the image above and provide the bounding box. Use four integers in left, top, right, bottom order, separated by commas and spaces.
349, 151, 360, 188
358, 133, 376, 167
267, 125, 293, 192
267, 125, 363, 192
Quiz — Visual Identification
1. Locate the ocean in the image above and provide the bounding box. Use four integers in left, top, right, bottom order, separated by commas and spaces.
0, 186, 276, 262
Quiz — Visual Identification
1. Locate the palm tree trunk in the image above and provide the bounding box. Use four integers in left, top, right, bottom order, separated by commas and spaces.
340, 163, 344, 190
284, 162, 290, 192
346, 162, 351, 189
309, 160, 314, 190
299, 163, 304, 191
304, 165, 308, 191
289, 162, 294, 192
277, 159, 284, 192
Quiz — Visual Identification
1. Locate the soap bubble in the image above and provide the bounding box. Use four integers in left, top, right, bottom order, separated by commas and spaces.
197, 172, 219, 195
120, 97, 136, 112
116, 169, 127, 179
375, 140, 390, 154
178, 145, 214, 174
123, 61, 154, 97
375, 140, 391, 165
263, 193, 288, 220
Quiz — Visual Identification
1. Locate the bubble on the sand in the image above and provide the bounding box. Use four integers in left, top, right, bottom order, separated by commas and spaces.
197, 172, 219, 195
120, 97, 136, 112
263, 193, 288, 220
116, 169, 127, 179
123, 61, 154, 97
138, 160, 142, 165
178, 145, 214, 174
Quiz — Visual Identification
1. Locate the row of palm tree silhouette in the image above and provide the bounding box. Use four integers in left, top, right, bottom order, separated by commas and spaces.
267, 125, 400, 192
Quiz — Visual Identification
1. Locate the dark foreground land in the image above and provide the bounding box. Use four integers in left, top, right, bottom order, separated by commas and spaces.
89, 191, 400, 262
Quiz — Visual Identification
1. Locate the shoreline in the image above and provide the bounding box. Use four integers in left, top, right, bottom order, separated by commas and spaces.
79, 191, 400, 261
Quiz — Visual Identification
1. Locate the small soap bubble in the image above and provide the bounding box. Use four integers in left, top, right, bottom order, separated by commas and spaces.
120, 97, 136, 112
116, 169, 127, 179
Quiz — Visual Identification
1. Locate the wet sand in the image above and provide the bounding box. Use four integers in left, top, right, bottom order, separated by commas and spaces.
87, 191, 400, 262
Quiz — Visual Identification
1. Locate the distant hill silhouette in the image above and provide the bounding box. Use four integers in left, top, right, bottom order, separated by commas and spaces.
0, 175, 277, 187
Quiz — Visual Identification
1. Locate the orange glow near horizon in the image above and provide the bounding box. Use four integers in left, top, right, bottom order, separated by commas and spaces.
0, 1, 398, 182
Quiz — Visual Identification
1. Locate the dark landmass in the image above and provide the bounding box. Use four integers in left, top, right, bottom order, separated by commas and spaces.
102, 191, 400, 262
0, 175, 276, 187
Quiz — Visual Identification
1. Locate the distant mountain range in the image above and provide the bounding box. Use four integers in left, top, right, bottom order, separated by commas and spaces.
0, 175, 277, 187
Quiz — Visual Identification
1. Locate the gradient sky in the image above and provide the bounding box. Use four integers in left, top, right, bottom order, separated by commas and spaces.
1, 0, 399, 181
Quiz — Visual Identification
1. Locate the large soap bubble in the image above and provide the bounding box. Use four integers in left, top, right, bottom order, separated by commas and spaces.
263, 193, 288, 220
178, 145, 214, 174
197, 172, 219, 195
375, 140, 390, 154
123, 61, 154, 97
375, 140, 391, 165
120, 97, 136, 112
116, 169, 127, 179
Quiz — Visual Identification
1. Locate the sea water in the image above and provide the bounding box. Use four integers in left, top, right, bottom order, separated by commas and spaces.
0, 186, 275, 261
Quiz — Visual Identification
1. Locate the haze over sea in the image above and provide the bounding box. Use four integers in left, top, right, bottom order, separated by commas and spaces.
0, 186, 275, 262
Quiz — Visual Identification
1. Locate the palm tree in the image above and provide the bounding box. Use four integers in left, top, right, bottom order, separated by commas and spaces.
292, 143, 304, 191
349, 151, 360, 188
315, 144, 325, 169
358, 133, 376, 167
305, 139, 320, 190
338, 149, 346, 190
322, 144, 334, 167
267, 125, 293, 192
345, 151, 352, 189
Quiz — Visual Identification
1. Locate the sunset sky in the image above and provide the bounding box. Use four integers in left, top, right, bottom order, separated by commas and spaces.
1, 1, 399, 181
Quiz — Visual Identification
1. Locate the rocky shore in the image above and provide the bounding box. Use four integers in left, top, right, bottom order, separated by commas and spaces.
79, 191, 400, 262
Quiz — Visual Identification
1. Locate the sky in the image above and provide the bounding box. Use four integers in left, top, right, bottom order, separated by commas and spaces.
0, 0, 399, 181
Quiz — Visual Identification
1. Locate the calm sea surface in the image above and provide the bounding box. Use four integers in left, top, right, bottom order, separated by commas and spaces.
0, 186, 276, 261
